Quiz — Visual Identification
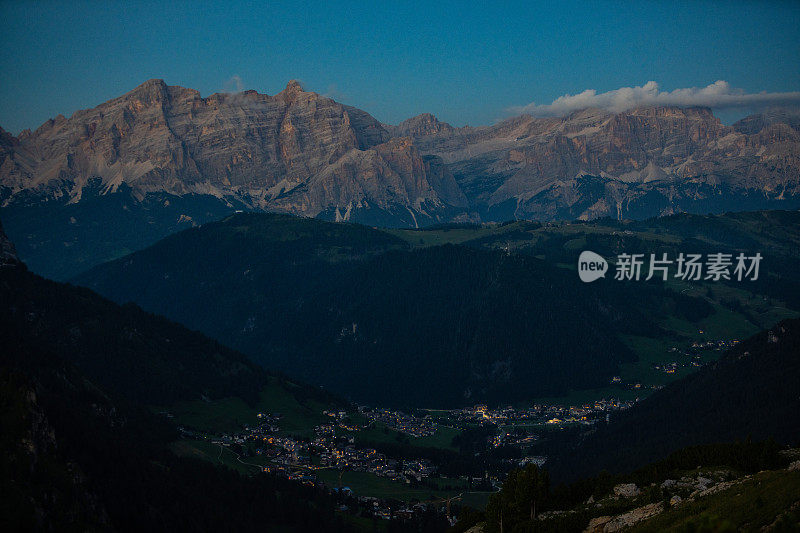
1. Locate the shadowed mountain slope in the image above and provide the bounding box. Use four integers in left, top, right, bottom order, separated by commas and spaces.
547, 317, 800, 482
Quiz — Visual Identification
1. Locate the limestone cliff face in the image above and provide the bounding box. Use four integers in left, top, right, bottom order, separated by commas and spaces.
1, 80, 798, 226
392, 106, 800, 220
0, 80, 464, 222
386, 113, 455, 137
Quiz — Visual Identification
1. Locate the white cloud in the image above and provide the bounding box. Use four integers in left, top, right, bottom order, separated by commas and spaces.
512, 81, 800, 117
322, 83, 348, 101
223, 74, 244, 93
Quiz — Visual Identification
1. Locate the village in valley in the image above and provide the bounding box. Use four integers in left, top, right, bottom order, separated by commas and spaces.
170, 399, 639, 522
164, 334, 741, 523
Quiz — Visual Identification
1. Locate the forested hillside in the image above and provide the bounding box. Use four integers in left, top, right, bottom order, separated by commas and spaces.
73, 213, 669, 406
0, 228, 359, 531
74, 211, 800, 407
545, 317, 800, 482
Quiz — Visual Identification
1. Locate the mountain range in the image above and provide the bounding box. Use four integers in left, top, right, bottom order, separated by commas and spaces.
1, 80, 799, 279
397, 106, 800, 221
0, 79, 466, 223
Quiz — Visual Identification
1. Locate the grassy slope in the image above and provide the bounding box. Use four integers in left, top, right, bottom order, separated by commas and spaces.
170, 439, 259, 475
342, 421, 461, 452
632, 469, 800, 532
314, 470, 491, 505
165, 377, 333, 437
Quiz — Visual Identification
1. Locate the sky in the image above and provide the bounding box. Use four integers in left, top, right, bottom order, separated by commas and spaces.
1, 0, 799, 134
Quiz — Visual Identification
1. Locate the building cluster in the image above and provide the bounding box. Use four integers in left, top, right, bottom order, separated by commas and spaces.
451, 400, 636, 430
690, 339, 739, 350
653, 338, 741, 373
349, 498, 440, 522
176, 392, 646, 524
202, 417, 446, 522
312, 423, 437, 482
359, 407, 438, 437
211, 416, 440, 489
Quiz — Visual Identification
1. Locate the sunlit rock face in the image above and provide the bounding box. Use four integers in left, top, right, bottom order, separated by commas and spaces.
2, 80, 798, 224
390, 106, 800, 221
1, 81, 798, 278
0, 79, 465, 224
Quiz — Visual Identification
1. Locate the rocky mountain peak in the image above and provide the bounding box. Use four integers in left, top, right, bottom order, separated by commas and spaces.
285, 79, 303, 91
134, 78, 168, 90
278, 80, 307, 103
391, 113, 454, 137
733, 107, 800, 135
1, 78, 798, 259
561, 107, 612, 122
125, 78, 169, 103
0, 126, 18, 149
0, 78, 467, 232
626, 105, 718, 122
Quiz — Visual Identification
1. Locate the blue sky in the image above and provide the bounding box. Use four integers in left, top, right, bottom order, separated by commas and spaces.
1, 0, 798, 133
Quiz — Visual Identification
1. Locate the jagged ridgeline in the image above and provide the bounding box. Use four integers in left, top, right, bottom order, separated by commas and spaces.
0, 80, 467, 279
2, 80, 799, 280
73, 211, 777, 408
